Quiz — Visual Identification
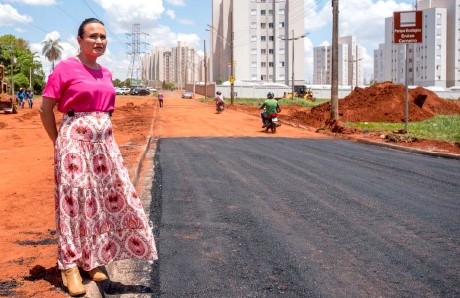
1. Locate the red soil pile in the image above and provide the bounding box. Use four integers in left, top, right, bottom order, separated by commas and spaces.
287, 82, 460, 129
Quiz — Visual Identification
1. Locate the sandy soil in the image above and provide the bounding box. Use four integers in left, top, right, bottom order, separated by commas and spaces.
0, 89, 458, 297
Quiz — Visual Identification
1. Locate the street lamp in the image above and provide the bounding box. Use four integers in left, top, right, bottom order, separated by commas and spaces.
279, 31, 309, 99
207, 24, 235, 104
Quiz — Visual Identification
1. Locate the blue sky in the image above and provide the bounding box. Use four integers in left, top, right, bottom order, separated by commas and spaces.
0, 0, 414, 81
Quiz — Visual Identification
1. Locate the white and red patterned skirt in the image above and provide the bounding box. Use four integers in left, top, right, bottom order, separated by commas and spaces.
54, 112, 157, 270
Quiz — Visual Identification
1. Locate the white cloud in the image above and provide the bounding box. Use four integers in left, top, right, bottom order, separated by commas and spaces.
93, 0, 165, 25
0, 4, 33, 26
165, 9, 176, 19
165, 0, 186, 6
177, 18, 195, 26
304, 0, 331, 31
9, 0, 56, 5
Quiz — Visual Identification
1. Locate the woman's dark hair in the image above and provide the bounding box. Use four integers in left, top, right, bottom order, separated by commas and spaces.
78, 18, 104, 37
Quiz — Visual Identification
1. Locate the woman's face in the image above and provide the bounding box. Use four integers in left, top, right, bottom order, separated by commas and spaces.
77, 22, 107, 59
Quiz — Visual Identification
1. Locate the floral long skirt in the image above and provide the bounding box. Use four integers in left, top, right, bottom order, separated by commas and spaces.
54, 112, 158, 270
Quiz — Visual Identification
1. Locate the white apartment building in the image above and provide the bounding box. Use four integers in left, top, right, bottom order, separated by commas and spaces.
211, 0, 305, 85
374, 0, 459, 88
142, 42, 205, 88
312, 36, 363, 87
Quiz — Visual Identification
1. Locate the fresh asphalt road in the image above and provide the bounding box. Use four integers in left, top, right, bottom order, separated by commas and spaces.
149, 137, 459, 297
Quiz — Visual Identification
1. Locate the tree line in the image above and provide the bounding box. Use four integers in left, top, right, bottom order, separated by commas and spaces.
0, 34, 134, 95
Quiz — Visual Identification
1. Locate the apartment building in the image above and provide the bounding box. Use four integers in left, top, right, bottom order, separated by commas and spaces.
142, 42, 205, 88
211, 0, 305, 85
312, 36, 363, 87
374, 0, 459, 88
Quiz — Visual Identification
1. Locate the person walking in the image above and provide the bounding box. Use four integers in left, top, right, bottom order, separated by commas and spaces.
17, 88, 26, 108
26, 89, 34, 108
39, 18, 158, 297
158, 92, 164, 107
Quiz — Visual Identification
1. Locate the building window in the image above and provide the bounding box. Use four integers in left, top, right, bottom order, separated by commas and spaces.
269, 62, 274, 67
261, 62, 266, 67
269, 10, 274, 15
251, 35, 257, 42
269, 36, 274, 41
269, 49, 274, 54
261, 36, 266, 41
261, 10, 266, 15
261, 23, 266, 29
251, 9, 257, 15
279, 22, 285, 28
251, 48, 257, 54
269, 23, 274, 28
261, 49, 266, 55
251, 62, 257, 67
251, 22, 257, 29
279, 8, 285, 14
279, 61, 285, 67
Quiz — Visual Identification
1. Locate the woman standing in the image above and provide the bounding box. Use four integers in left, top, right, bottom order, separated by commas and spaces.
39, 18, 157, 296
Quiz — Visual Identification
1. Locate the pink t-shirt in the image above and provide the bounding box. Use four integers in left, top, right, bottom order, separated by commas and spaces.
43, 57, 115, 113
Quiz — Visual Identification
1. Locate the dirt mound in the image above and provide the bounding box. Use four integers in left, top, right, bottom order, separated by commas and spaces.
287, 82, 460, 128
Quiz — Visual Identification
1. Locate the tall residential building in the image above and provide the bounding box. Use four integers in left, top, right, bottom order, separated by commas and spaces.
142, 42, 205, 88
374, 0, 459, 88
312, 36, 363, 87
211, 0, 305, 85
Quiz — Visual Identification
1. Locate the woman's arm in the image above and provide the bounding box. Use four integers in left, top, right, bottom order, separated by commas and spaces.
39, 97, 59, 144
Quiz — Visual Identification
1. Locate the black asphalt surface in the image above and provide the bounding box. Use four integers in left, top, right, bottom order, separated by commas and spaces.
149, 137, 460, 297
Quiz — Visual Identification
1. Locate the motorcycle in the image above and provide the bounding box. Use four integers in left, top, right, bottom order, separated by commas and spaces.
216, 101, 225, 114
264, 113, 280, 133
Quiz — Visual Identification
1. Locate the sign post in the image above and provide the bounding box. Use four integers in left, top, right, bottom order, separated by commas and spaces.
393, 10, 423, 131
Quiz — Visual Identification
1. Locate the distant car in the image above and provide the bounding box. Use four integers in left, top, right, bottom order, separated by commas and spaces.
130, 88, 150, 96
115, 87, 130, 95
148, 87, 157, 92
182, 90, 193, 99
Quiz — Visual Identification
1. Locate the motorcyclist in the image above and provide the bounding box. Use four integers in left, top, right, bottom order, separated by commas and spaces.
214, 91, 225, 111
259, 92, 281, 128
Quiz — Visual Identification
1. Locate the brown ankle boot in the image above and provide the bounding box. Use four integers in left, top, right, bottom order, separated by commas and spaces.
61, 267, 86, 296
86, 267, 108, 281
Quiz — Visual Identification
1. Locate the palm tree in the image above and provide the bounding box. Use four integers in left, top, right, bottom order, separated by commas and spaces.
41, 38, 63, 71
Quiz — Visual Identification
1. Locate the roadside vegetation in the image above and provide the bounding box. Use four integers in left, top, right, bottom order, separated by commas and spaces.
346, 115, 460, 143
200, 96, 328, 108
199, 96, 459, 143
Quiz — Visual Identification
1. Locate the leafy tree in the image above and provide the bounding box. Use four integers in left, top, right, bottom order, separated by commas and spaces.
113, 78, 121, 87
41, 38, 63, 71
0, 34, 45, 94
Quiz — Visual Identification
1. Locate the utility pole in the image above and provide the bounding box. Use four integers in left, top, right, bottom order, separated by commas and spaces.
230, 8, 235, 105
280, 31, 308, 100
330, 0, 339, 120
346, 45, 363, 91
204, 40, 207, 99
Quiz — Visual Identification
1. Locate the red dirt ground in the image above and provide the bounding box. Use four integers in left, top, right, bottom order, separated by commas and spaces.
0, 85, 458, 297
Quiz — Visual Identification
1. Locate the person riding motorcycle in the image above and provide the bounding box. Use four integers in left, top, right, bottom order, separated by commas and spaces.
260, 92, 281, 128
214, 91, 225, 111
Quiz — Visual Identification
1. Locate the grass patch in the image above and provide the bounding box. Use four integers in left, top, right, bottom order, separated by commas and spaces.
199, 97, 327, 108
346, 115, 460, 143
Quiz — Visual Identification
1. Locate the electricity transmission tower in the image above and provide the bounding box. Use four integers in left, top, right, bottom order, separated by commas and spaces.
126, 24, 149, 86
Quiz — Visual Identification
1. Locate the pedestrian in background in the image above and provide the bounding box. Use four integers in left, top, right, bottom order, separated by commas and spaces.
39, 17, 158, 297
158, 91, 164, 107
26, 89, 34, 108
17, 88, 26, 108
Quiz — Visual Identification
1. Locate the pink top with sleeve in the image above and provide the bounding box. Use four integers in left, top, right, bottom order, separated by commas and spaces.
42, 57, 115, 113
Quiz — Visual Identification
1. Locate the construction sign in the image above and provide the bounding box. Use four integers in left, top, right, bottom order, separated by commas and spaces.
393, 11, 423, 44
